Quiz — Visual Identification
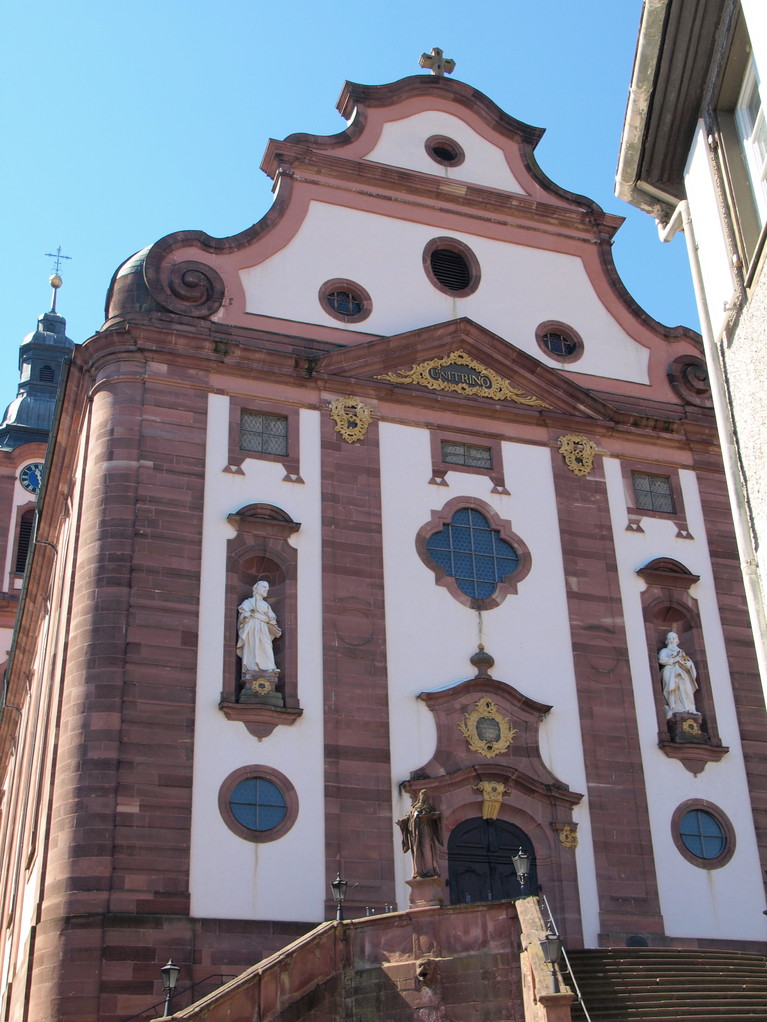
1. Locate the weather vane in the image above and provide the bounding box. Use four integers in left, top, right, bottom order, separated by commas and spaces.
45, 245, 72, 275
419, 47, 455, 77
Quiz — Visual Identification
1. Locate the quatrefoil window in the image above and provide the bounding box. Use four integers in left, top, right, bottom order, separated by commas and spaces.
426, 508, 520, 600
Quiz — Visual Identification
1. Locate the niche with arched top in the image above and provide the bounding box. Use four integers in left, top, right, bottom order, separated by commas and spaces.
220, 504, 302, 737
638, 558, 728, 772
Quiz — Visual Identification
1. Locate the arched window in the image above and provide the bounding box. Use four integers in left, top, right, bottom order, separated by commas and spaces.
39, 365, 54, 383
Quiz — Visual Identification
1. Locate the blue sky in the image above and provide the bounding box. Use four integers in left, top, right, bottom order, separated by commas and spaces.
1, 0, 697, 389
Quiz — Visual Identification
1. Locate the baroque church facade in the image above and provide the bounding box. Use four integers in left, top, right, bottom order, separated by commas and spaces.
1, 65, 766, 1021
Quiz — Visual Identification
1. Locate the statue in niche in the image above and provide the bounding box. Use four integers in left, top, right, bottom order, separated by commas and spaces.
397, 790, 443, 879
236, 580, 281, 674
658, 631, 698, 718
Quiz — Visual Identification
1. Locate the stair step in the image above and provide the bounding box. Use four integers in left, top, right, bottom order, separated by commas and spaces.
566, 948, 767, 1022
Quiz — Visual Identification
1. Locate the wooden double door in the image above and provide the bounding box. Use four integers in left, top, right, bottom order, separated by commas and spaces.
447, 817, 537, 904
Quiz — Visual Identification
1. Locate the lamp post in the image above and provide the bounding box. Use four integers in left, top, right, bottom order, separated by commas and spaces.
512, 847, 530, 896
160, 959, 180, 1017
330, 871, 348, 921
539, 932, 563, 993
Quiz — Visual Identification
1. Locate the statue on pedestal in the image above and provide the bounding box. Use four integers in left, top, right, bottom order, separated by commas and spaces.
237, 581, 281, 674
397, 790, 443, 879
658, 632, 698, 718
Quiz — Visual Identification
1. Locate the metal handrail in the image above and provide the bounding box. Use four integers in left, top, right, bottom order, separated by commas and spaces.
541, 892, 594, 1022
122, 973, 236, 1022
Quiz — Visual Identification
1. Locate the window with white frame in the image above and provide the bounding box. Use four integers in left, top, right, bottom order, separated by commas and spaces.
735, 58, 767, 225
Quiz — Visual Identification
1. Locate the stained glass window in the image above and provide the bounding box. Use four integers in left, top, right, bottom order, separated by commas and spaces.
426, 508, 519, 600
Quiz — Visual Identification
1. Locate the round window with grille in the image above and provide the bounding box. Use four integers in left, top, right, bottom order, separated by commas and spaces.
423, 238, 480, 297
671, 800, 735, 869
218, 765, 298, 843
318, 279, 372, 323
535, 321, 583, 363
425, 135, 465, 167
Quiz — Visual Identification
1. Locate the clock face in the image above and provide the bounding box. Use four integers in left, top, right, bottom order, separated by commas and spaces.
20, 462, 44, 494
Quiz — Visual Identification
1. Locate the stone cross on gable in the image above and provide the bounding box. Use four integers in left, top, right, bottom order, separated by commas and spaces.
419, 47, 455, 77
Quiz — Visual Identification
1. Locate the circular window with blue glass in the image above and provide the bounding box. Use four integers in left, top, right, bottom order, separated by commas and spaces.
671, 800, 735, 869
218, 766, 297, 843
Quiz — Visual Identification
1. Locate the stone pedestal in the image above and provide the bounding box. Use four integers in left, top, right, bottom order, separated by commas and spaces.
239, 670, 283, 706
668, 711, 707, 743
406, 876, 444, 908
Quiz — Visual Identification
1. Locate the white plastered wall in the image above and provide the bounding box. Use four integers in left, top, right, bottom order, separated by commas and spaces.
379, 423, 600, 944
189, 396, 325, 922
742, 2, 767, 82
240, 202, 650, 384
604, 457, 767, 940
685, 123, 736, 340
362, 111, 526, 192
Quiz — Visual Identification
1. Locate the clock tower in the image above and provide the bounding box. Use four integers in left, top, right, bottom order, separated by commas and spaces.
0, 274, 74, 664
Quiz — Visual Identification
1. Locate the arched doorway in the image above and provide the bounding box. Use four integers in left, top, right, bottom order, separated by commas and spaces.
447, 817, 537, 905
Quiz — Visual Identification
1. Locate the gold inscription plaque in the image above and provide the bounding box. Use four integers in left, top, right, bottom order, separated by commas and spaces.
376, 350, 550, 407
459, 697, 517, 758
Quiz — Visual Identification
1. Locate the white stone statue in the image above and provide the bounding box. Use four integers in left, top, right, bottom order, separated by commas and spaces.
236, 581, 281, 673
658, 631, 698, 717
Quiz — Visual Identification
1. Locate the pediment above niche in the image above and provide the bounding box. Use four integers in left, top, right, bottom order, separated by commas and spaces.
407, 648, 579, 812
315, 317, 617, 421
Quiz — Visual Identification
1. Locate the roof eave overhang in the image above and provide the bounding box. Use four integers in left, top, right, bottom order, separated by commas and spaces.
616, 0, 676, 219
616, 0, 726, 222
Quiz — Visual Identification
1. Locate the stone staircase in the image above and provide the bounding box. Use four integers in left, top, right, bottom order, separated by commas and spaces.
565, 948, 767, 1021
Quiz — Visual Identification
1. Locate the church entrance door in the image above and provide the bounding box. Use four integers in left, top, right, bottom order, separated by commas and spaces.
447, 817, 537, 904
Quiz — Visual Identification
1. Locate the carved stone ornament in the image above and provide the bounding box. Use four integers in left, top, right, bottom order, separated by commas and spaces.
474, 779, 510, 820
459, 696, 518, 758
251, 677, 273, 697
559, 824, 578, 850
376, 349, 550, 407
558, 433, 597, 477
329, 396, 373, 443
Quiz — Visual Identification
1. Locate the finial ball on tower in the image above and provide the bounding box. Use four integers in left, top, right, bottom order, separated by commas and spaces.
49, 274, 62, 290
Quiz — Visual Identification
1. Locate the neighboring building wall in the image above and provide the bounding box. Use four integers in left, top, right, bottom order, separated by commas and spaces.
618, 0, 767, 693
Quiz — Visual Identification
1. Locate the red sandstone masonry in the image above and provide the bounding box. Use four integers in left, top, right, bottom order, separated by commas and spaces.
551, 444, 665, 943
29, 367, 148, 1021
27, 363, 209, 1022
320, 411, 397, 915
